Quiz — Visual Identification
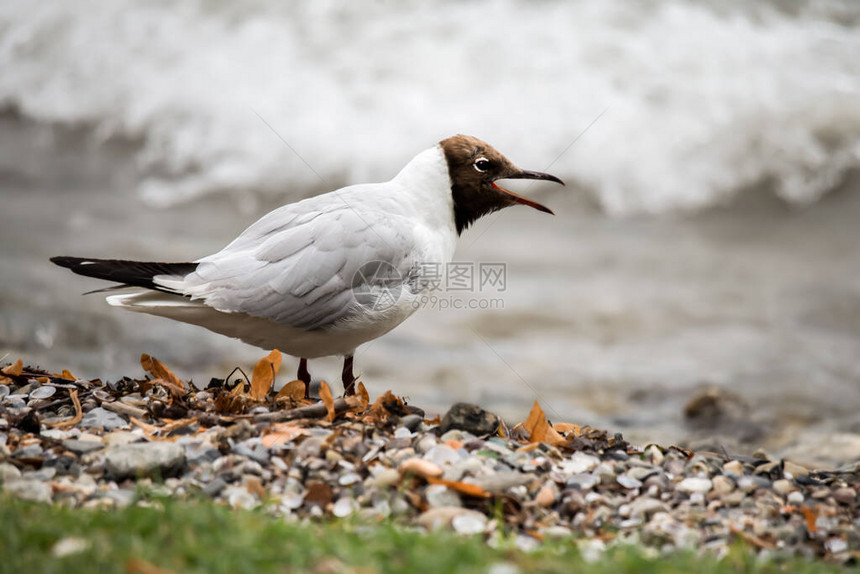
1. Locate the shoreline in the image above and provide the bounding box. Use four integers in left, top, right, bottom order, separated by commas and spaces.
2, 358, 859, 564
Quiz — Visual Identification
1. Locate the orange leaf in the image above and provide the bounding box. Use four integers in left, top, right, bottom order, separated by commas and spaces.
362, 390, 406, 424
800, 506, 818, 533
522, 401, 567, 447
140, 354, 184, 391
553, 422, 582, 437
0, 358, 23, 384
1, 358, 23, 376
319, 381, 336, 422
48, 389, 82, 429
250, 349, 282, 400
426, 477, 491, 498
356, 381, 369, 410
151, 379, 187, 399
275, 380, 306, 401
261, 423, 309, 447
52, 369, 76, 381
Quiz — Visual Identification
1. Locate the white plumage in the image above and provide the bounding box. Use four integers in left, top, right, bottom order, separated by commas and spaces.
108, 146, 457, 358
53, 135, 562, 395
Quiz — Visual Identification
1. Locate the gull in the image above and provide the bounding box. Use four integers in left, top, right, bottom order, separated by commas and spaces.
52, 135, 563, 397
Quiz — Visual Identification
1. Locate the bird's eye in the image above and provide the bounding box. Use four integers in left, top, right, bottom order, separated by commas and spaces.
473, 157, 492, 173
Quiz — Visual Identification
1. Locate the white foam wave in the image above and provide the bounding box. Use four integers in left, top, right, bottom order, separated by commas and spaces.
2, 1, 859, 213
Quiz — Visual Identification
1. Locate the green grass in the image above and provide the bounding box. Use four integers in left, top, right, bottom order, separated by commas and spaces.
0, 496, 851, 574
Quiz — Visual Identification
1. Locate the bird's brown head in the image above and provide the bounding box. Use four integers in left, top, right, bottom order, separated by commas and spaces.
439, 134, 564, 235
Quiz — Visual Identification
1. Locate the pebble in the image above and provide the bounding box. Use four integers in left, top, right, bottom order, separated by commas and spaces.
712, 475, 734, 494
62, 439, 104, 456
203, 478, 228, 497
677, 477, 712, 494
617, 475, 643, 490
451, 511, 487, 535
425, 484, 462, 508
566, 473, 598, 491
51, 537, 90, 558
773, 479, 792, 495
105, 442, 186, 479
424, 444, 460, 467
471, 471, 536, 494
783, 461, 809, 478
722, 460, 744, 477
417, 506, 486, 533
399, 458, 443, 479
29, 385, 57, 400
332, 497, 358, 518
400, 414, 423, 433
535, 484, 557, 507
560, 452, 600, 474
367, 467, 401, 488
833, 487, 857, 505
2, 362, 858, 563
0, 462, 22, 482
437, 403, 500, 437
225, 486, 257, 510
3, 478, 52, 503
80, 407, 128, 430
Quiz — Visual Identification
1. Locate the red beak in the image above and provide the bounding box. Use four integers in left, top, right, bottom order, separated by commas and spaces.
492, 169, 564, 215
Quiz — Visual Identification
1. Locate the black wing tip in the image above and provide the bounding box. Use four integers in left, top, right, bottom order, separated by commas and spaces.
50, 256, 197, 292
50, 255, 79, 268
51, 256, 106, 271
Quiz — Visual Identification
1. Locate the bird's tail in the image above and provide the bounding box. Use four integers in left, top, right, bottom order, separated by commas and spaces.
50, 256, 198, 293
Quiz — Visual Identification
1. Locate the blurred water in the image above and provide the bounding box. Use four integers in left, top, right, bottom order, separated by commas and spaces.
2, 2, 860, 462
1, 1, 859, 211
2, 116, 860, 464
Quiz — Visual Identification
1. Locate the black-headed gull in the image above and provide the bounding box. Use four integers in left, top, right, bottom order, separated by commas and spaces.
52, 135, 563, 397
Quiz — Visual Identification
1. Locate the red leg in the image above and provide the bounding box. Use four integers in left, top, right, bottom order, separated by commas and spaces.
297, 358, 311, 399
342, 354, 356, 396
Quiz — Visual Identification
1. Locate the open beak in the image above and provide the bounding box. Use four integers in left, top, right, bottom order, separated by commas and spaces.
492, 170, 565, 215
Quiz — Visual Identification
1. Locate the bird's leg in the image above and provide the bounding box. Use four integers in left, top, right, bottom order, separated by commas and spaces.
342, 354, 356, 396
297, 358, 311, 399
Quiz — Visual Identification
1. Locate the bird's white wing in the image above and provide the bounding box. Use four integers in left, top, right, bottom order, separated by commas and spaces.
169, 190, 418, 331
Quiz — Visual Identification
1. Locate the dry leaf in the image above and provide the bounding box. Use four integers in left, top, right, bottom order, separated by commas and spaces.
48, 389, 82, 429
250, 349, 282, 400
0, 358, 23, 385
522, 401, 567, 447
800, 506, 818, 533
425, 414, 442, 426
130, 417, 160, 434
426, 477, 491, 498
52, 369, 76, 381
356, 381, 369, 410
361, 390, 407, 424
140, 354, 184, 391
261, 423, 309, 447
129, 417, 197, 442
1, 358, 23, 376
304, 480, 333, 507
151, 379, 187, 400
215, 391, 247, 414
553, 422, 582, 437
319, 381, 336, 423
276, 380, 306, 401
